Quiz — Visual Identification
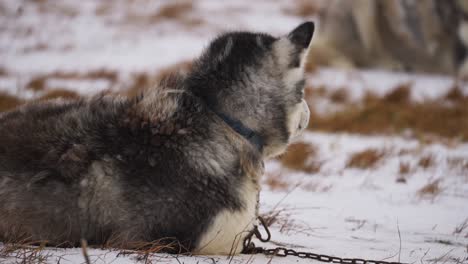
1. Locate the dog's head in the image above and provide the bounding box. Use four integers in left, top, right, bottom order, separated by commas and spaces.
189, 22, 314, 158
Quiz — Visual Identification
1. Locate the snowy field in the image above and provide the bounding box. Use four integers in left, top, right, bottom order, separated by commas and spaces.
0, 0, 467, 263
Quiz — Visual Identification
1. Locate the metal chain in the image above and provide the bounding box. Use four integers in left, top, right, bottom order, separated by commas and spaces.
242, 217, 407, 264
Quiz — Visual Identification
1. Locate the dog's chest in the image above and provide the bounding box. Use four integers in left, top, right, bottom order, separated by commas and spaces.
194, 177, 259, 255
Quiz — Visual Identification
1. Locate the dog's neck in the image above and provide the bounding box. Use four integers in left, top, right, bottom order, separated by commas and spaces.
215, 112, 264, 152
183, 77, 264, 152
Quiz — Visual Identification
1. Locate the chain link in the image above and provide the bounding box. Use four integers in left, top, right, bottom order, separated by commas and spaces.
242, 217, 407, 264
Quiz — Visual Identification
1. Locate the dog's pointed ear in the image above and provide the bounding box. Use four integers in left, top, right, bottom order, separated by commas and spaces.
288, 21, 315, 49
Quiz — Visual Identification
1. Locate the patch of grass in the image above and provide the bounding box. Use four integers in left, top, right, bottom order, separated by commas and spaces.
347, 149, 384, 169
154, 2, 193, 20
26, 76, 47, 91
0, 92, 24, 112
125, 61, 193, 98
399, 162, 411, 174
112, 239, 185, 257
125, 73, 154, 98
264, 173, 290, 191
50, 69, 119, 83
261, 207, 314, 236
396, 162, 410, 183
304, 85, 327, 102
279, 142, 321, 173
156, 60, 193, 81
383, 83, 411, 104
83, 69, 119, 83
453, 218, 468, 235
0, 238, 183, 264
444, 85, 465, 102
417, 179, 442, 198
308, 83, 468, 141
128, 2, 202, 28
329, 88, 349, 103
283, 0, 322, 18
37, 89, 81, 101
0, 241, 51, 264
418, 155, 434, 169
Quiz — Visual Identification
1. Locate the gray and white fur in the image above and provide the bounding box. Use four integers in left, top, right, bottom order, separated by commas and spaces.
0, 22, 314, 255
309, 0, 468, 76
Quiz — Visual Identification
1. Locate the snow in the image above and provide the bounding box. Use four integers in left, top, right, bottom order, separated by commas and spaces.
0, 0, 467, 263
309, 68, 468, 102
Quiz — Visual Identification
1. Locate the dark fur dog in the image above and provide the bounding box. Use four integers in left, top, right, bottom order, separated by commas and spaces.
0, 22, 314, 255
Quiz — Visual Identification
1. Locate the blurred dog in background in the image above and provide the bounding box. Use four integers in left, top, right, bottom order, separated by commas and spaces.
308, 0, 468, 77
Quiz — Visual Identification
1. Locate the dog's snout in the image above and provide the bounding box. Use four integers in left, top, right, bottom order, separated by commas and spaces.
298, 99, 310, 132
289, 99, 310, 139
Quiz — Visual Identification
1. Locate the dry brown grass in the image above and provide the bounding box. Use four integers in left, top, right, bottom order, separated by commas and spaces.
417, 179, 442, 198
125, 73, 154, 98
308, 83, 468, 141
127, 1, 202, 28
396, 162, 411, 183
264, 173, 290, 191
155, 60, 193, 81
0, 241, 51, 264
0, 238, 185, 264
383, 83, 411, 104
261, 207, 314, 236
0, 92, 24, 112
11, 63, 193, 111
283, 0, 322, 18
329, 88, 349, 103
49, 69, 119, 83
444, 85, 465, 102
418, 155, 434, 169
125, 61, 193, 98
453, 218, 468, 235
26, 76, 47, 92
347, 149, 384, 169
304, 85, 327, 102
399, 162, 411, 174
154, 2, 193, 20
279, 142, 321, 173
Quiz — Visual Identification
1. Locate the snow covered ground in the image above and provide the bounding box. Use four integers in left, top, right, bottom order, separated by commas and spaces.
0, 0, 467, 263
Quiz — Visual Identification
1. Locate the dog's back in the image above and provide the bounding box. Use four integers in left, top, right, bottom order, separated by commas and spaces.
0, 97, 136, 245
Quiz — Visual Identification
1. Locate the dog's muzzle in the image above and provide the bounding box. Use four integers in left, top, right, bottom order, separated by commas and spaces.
297, 99, 310, 133
290, 99, 310, 138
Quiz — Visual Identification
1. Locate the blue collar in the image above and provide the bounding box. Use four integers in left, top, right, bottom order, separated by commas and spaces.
216, 112, 264, 152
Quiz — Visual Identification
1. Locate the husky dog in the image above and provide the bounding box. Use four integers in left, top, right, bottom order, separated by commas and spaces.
309, 0, 468, 76
0, 22, 314, 255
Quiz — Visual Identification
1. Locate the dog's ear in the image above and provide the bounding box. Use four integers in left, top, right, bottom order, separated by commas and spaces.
288, 21, 314, 49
